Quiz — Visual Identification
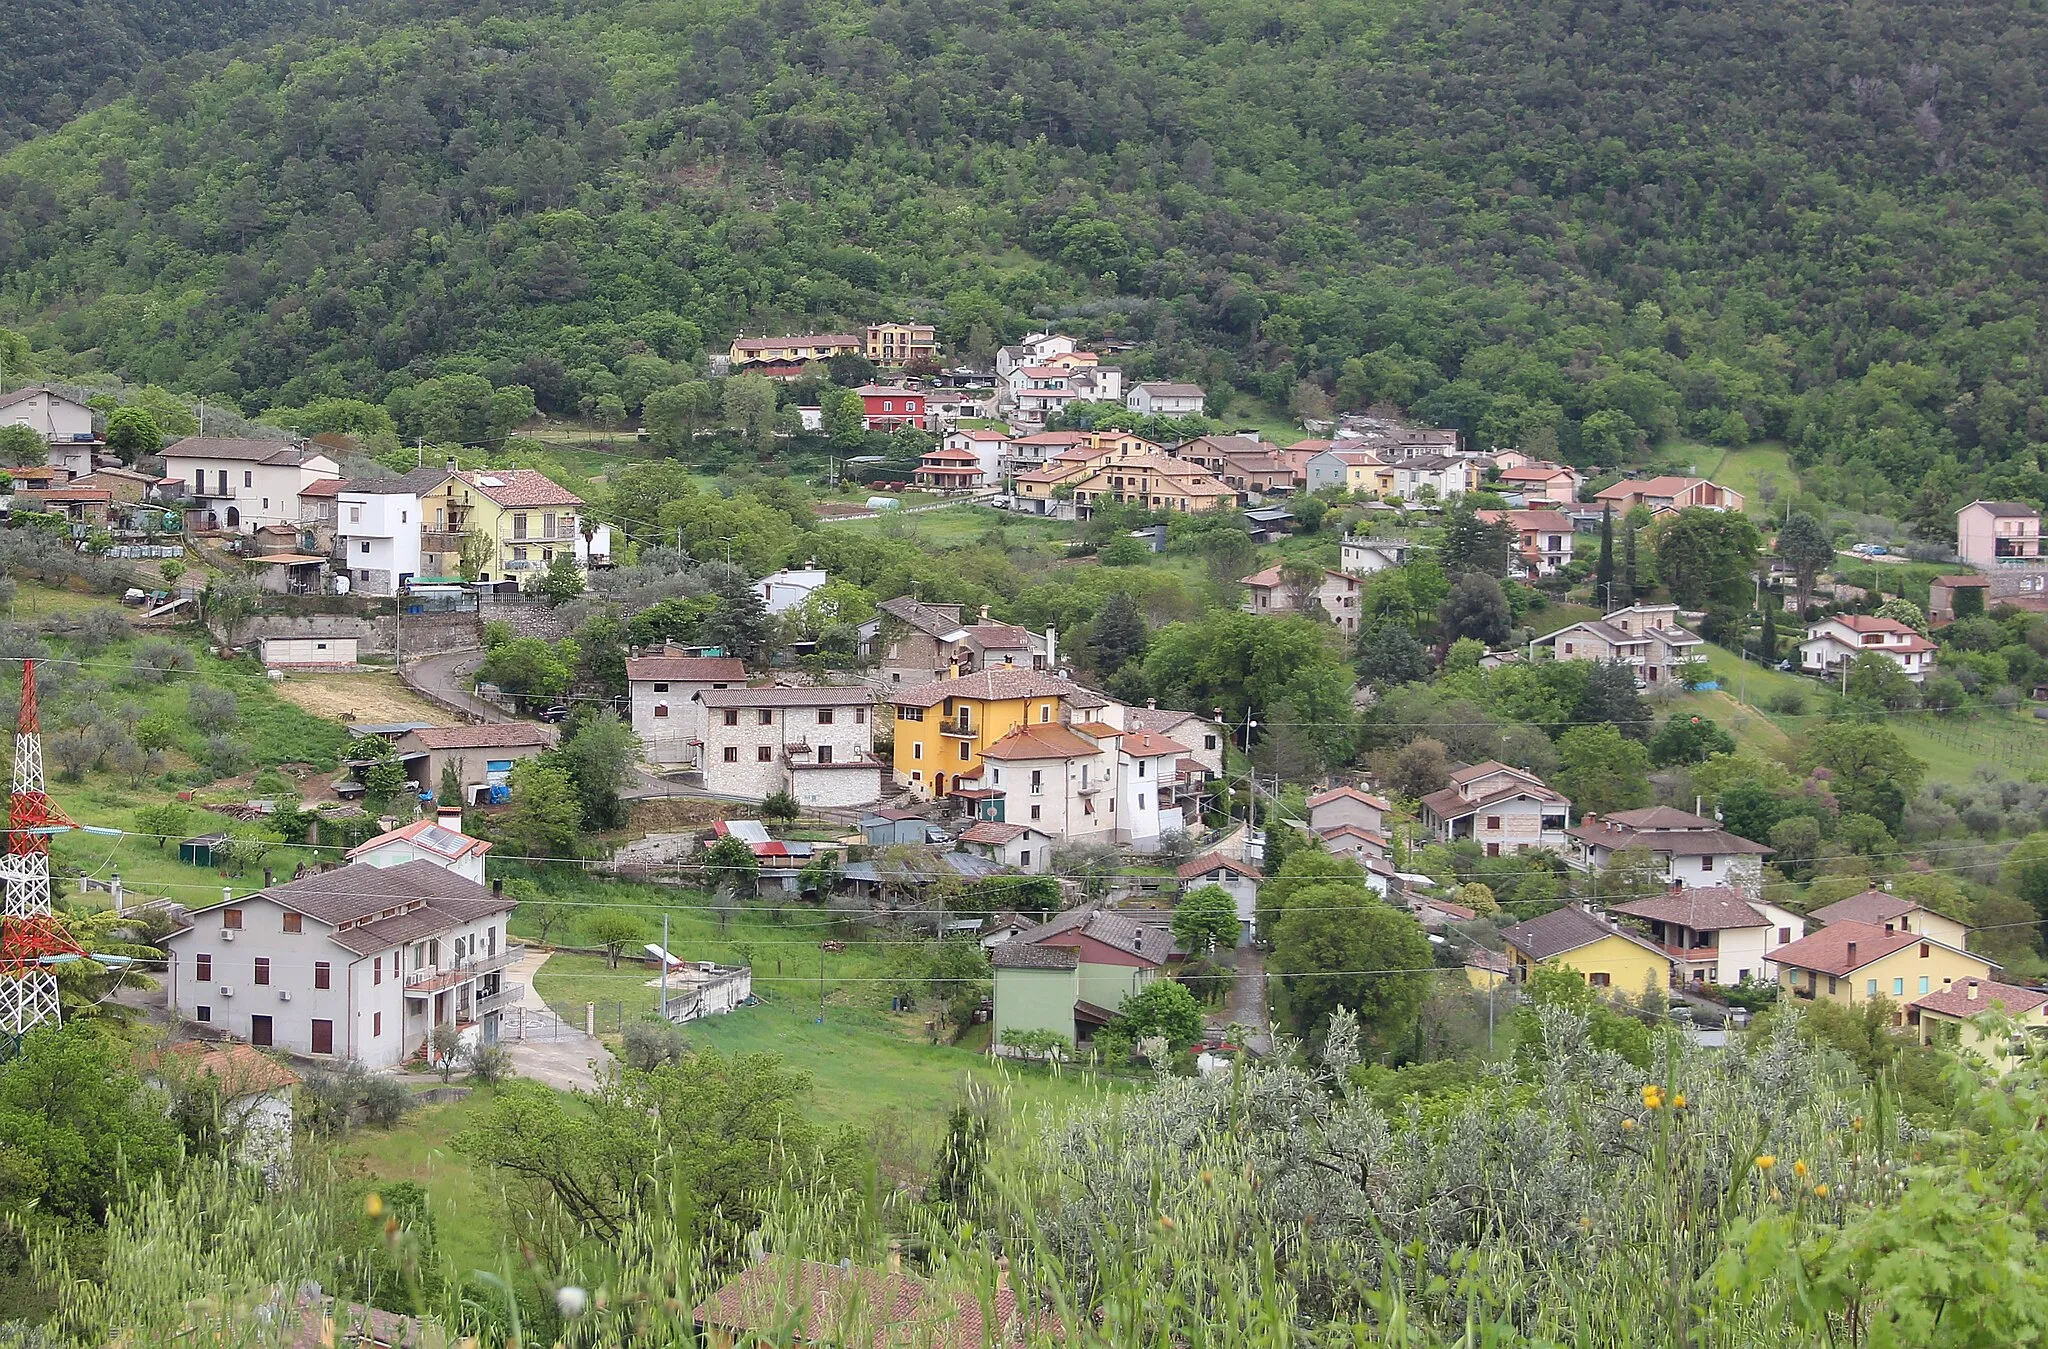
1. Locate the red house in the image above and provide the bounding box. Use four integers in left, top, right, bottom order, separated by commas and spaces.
857, 384, 927, 431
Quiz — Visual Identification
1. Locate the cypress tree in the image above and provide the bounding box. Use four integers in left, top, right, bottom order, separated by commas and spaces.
1595, 505, 1615, 606
1760, 602, 1779, 663
1621, 521, 1638, 606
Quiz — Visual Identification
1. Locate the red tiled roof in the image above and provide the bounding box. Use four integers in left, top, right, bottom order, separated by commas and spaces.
959, 820, 1033, 844
732, 333, 859, 351
1118, 728, 1187, 758
147, 1041, 301, 1096
347, 817, 492, 863
456, 468, 582, 508
1177, 851, 1261, 882
892, 669, 1083, 708
1913, 978, 2048, 1018
297, 478, 346, 497
1609, 888, 1769, 932
978, 724, 1104, 761
1307, 785, 1392, 812
624, 655, 749, 683
1768, 921, 1922, 976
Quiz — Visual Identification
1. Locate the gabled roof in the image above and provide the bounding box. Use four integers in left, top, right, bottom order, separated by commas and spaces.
401, 723, 554, 750
625, 655, 749, 683
0, 385, 91, 412
1500, 905, 1670, 964
1595, 475, 1720, 500
347, 818, 493, 863
1307, 785, 1392, 812
1568, 809, 1774, 857
1768, 920, 1928, 976
1177, 851, 1262, 882
455, 468, 581, 508
296, 477, 346, 497
1117, 728, 1187, 758
992, 941, 1079, 970
959, 820, 1042, 845
1962, 499, 2039, 518
1132, 382, 1205, 397
694, 685, 875, 709
180, 859, 513, 956
1239, 563, 1353, 589
164, 437, 326, 466
857, 384, 922, 398
1913, 978, 2048, 1018
1609, 888, 1770, 932
978, 724, 1104, 762
1018, 905, 1175, 964
1808, 889, 1948, 928
146, 1041, 301, 1096
875, 595, 965, 636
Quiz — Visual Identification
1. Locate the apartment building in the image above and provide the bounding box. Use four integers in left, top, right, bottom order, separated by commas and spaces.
692, 685, 884, 807
1528, 604, 1703, 686
161, 437, 341, 534
865, 322, 939, 366
165, 861, 520, 1069
417, 467, 609, 582
1567, 807, 1774, 895
1126, 382, 1205, 417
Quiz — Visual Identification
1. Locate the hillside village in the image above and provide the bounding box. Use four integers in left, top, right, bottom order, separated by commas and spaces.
13, 321, 2048, 1344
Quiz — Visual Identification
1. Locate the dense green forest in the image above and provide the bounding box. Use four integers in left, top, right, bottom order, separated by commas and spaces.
4, 0, 2048, 515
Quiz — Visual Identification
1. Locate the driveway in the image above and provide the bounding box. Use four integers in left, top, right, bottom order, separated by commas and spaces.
402, 647, 508, 723
502, 949, 616, 1091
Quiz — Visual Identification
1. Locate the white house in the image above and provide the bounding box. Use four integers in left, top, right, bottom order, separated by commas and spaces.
258, 636, 358, 670
146, 1042, 300, 1174
1388, 455, 1478, 502
165, 861, 520, 1070
345, 812, 493, 885
1339, 534, 1413, 576
1529, 604, 1704, 687
1418, 761, 1571, 856
1568, 807, 1775, 897
1117, 705, 1228, 780
1176, 851, 1264, 944
995, 333, 1078, 377
335, 472, 433, 596
1240, 564, 1364, 633
0, 386, 98, 478
955, 820, 1056, 873
1127, 383, 1206, 417
1307, 786, 1390, 837
975, 723, 1118, 845
1068, 366, 1124, 403
1610, 888, 1808, 988
757, 567, 830, 615
942, 428, 1012, 483
627, 653, 748, 765
162, 437, 342, 534
692, 685, 884, 807
1799, 614, 1937, 683
1112, 726, 1188, 852
1006, 367, 1080, 427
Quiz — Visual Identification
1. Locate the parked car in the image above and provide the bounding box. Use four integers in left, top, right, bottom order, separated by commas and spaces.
536, 705, 571, 723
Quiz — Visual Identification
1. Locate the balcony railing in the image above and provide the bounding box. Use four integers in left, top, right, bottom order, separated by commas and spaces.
404, 944, 524, 995
938, 721, 977, 738
474, 982, 524, 1016
421, 530, 466, 553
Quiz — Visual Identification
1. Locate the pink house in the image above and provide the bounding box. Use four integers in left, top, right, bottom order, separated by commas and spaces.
1956, 500, 2042, 566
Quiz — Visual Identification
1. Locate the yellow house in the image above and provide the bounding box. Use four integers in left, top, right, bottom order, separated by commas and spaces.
1771, 920, 1997, 1014
1466, 948, 1511, 993
1068, 452, 1238, 515
1500, 905, 1673, 996
1012, 458, 1096, 509
1908, 977, 2048, 1074
419, 468, 588, 583
1807, 888, 1970, 949
727, 333, 863, 365
864, 322, 938, 366
891, 668, 1103, 799
1080, 430, 1161, 456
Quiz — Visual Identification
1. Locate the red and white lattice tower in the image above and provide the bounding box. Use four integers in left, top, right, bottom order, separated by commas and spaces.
0, 660, 84, 1050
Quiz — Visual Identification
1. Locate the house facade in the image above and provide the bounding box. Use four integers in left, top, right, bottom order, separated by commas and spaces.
1807, 889, 1971, 949
1773, 920, 1997, 1013
0, 386, 99, 477
392, 723, 555, 803
165, 861, 520, 1070
1593, 476, 1744, 515
955, 820, 1056, 873
1799, 614, 1937, 682
161, 437, 341, 534
1339, 534, 1413, 575
693, 685, 884, 807
1065, 452, 1237, 515
1177, 852, 1263, 943
914, 446, 985, 489
1126, 382, 1205, 417
1388, 455, 1478, 502
626, 653, 749, 765
991, 906, 1174, 1048
1307, 786, 1390, 837
1497, 462, 1582, 505
1909, 978, 2048, 1073
1240, 564, 1363, 632
728, 333, 862, 374
345, 813, 493, 885
865, 322, 938, 366
1480, 508, 1575, 576
1528, 604, 1703, 686
1418, 762, 1570, 855
334, 472, 435, 596
418, 467, 606, 582
1956, 500, 2042, 566
974, 723, 1120, 845
1608, 888, 1807, 987
1499, 904, 1673, 996
858, 384, 929, 431
1567, 807, 1774, 895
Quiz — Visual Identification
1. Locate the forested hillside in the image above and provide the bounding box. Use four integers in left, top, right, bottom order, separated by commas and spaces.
4, 0, 2048, 509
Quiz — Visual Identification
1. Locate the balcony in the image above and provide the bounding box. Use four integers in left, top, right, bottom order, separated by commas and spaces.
403, 943, 524, 996
937, 721, 977, 739
421, 530, 466, 553
474, 982, 524, 1016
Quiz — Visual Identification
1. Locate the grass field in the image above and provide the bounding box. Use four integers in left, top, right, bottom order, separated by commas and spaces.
1830, 552, 1951, 609
1697, 442, 1797, 518
337, 1088, 511, 1274
829, 503, 1079, 550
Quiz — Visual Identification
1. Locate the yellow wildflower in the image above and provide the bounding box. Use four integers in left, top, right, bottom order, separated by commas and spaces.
1671, 1092, 1686, 1109
1756, 1155, 1776, 1171
1813, 1184, 1829, 1198
1793, 1160, 1809, 1178
363, 1193, 384, 1218
1641, 1084, 1663, 1109
1621, 1118, 1638, 1131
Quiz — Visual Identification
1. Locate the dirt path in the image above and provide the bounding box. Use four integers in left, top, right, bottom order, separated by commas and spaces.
271, 671, 449, 725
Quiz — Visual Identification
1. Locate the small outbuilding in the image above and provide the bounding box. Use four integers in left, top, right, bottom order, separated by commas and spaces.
259, 635, 359, 670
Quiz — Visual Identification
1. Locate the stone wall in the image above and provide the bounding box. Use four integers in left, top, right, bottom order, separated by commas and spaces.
238, 610, 481, 657
479, 594, 575, 642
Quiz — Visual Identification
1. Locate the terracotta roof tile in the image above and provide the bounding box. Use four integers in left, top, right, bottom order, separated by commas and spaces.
624, 655, 749, 683
455, 467, 581, 508
1768, 920, 1930, 975
1610, 888, 1770, 931
1176, 851, 1261, 882
1912, 978, 2048, 1018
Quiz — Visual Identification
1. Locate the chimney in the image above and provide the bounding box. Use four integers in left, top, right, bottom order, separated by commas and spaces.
886, 1242, 902, 1274
438, 804, 464, 830
1968, 979, 1980, 1001
1045, 625, 1057, 670
1147, 698, 1157, 709
223, 885, 232, 906
492, 878, 503, 899
1846, 941, 1857, 966
979, 604, 991, 622
263, 868, 273, 887
445, 456, 457, 473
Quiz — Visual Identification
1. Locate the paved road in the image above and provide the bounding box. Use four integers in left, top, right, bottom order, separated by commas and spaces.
402, 647, 508, 723
502, 955, 616, 1090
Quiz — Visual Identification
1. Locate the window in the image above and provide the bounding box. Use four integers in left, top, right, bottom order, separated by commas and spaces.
514, 514, 528, 540
757, 746, 773, 762
899, 706, 922, 721
1779, 927, 1792, 944
513, 546, 528, 562
253, 957, 270, 986
1485, 816, 1501, 831
196, 953, 212, 982
1919, 976, 1931, 994
1020, 850, 1030, 866
1919, 942, 1932, 959
282, 911, 301, 933
855, 708, 866, 724
912, 743, 923, 760
724, 710, 740, 726
197, 1005, 211, 1022
1893, 977, 1904, 996
758, 709, 774, 725
884, 401, 894, 412
1866, 979, 1877, 997
654, 703, 669, 718
654, 682, 670, 693
1205, 735, 1218, 751
543, 512, 556, 537
1041, 704, 1052, 723
1828, 976, 1838, 995
1031, 804, 1042, 820
1486, 842, 1501, 857
723, 747, 739, 763
1138, 794, 1147, 809
958, 742, 969, 760
818, 745, 833, 764
1590, 972, 1611, 988
311, 1019, 334, 1055
243, 471, 253, 487
349, 506, 362, 523
1139, 760, 1149, 778
314, 961, 330, 990
374, 956, 382, 985
1030, 769, 1042, 793
373, 1011, 382, 1037
222, 908, 243, 930
818, 709, 834, 725
911, 771, 922, 783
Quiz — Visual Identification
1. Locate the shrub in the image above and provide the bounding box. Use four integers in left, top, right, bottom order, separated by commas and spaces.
620, 1017, 690, 1073
467, 1045, 513, 1086
1767, 688, 1807, 716
189, 685, 238, 732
